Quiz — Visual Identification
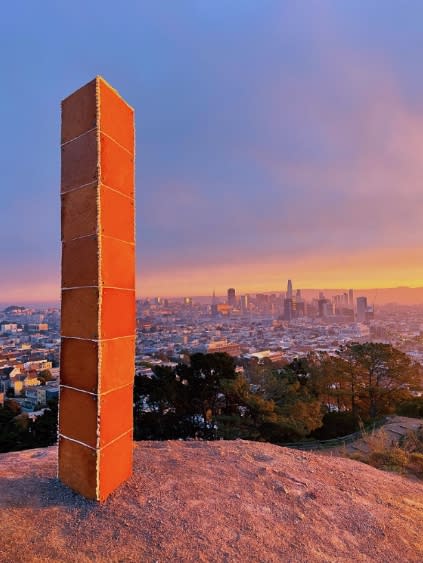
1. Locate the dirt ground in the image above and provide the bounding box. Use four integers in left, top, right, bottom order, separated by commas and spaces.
1, 440, 422, 562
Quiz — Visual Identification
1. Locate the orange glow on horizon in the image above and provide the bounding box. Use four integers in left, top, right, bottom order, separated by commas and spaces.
1, 246, 422, 303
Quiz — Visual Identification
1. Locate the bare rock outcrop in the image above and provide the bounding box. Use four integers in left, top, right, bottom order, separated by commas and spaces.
1, 440, 422, 562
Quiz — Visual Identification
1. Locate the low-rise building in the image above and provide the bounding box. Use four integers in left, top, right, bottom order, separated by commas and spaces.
24, 386, 47, 410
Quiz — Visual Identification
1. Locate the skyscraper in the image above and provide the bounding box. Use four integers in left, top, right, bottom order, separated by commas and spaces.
283, 297, 293, 321
295, 289, 305, 317
356, 297, 368, 322
287, 279, 293, 299
227, 288, 236, 307
349, 289, 354, 307
240, 294, 249, 312
318, 295, 331, 318
211, 290, 218, 316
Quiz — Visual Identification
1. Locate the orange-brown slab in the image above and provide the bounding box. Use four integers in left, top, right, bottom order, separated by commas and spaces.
99, 385, 133, 447
98, 431, 133, 501
60, 338, 99, 393
61, 184, 98, 241
61, 129, 98, 193
98, 78, 134, 154
61, 78, 97, 144
100, 133, 134, 198
100, 288, 135, 339
61, 287, 99, 339
100, 337, 135, 394
58, 436, 97, 500
100, 185, 135, 243
59, 386, 98, 448
62, 235, 99, 288
101, 236, 135, 289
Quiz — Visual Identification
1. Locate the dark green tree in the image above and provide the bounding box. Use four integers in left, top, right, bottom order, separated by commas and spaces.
134, 353, 279, 441
339, 343, 422, 420
38, 369, 53, 385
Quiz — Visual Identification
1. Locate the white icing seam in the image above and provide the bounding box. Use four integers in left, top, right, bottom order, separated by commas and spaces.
100, 130, 134, 157
96, 75, 102, 501
97, 75, 135, 111
61, 233, 135, 246
102, 234, 135, 246
102, 182, 134, 202
56, 384, 61, 478
61, 233, 96, 243
100, 428, 132, 451
61, 180, 97, 195
61, 335, 135, 342
101, 381, 133, 398
61, 286, 135, 291
61, 127, 97, 147
60, 384, 97, 396
133, 106, 136, 265
59, 434, 96, 451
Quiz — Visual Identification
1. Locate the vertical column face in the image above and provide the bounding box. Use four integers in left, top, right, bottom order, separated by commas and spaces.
59, 77, 135, 501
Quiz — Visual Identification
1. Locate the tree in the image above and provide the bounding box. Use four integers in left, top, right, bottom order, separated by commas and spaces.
306, 352, 359, 417
31, 399, 58, 446
397, 397, 423, 418
134, 353, 280, 441
262, 359, 324, 438
339, 343, 422, 420
0, 398, 58, 453
38, 369, 53, 385
0, 399, 21, 422
0, 400, 28, 452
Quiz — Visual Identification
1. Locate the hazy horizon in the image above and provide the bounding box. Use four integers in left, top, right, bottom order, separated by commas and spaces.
3, 285, 423, 309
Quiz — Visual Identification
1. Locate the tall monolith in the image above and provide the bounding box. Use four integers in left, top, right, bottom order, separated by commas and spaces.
59, 77, 135, 500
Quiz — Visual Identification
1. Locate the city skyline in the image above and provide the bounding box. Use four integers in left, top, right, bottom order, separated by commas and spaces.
2, 2, 423, 300
3, 283, 423, 308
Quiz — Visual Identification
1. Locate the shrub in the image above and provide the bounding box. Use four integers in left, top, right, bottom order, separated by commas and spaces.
348, 452, 367, 463
400, 426, 423, 452
312, 411, 358, 440
361, 427, 391, 453
368, 447, 408, 471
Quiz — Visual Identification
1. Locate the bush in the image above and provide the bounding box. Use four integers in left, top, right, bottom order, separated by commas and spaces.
348, 452, 367, 463
400, 427, 423, 454
312, 411, 358, 440
345, 423, 423, 479
368, 447, 409, 471
258, 421, 303, 443
362, 427, 390, 453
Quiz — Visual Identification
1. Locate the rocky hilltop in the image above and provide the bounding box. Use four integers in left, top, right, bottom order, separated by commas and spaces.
1, 440, 422, 562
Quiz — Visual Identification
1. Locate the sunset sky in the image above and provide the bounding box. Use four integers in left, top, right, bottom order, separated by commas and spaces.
1, 1, 423, 301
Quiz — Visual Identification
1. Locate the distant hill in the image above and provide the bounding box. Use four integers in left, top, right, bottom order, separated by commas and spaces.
0, 302, 59, 311
2, 305, 26, 313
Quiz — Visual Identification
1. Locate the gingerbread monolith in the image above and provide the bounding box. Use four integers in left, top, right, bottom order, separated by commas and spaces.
59, 77, 135, 500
